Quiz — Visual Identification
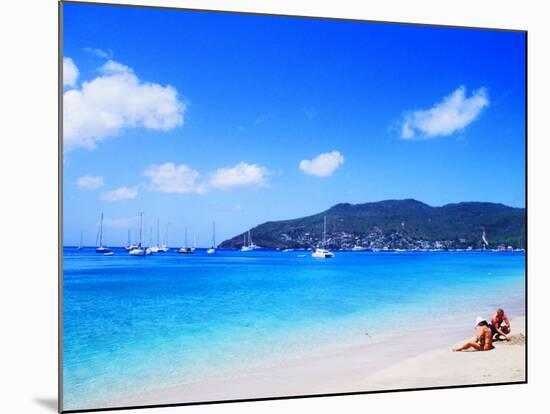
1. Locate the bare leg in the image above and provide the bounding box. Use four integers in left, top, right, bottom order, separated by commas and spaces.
453, 340, 482, 352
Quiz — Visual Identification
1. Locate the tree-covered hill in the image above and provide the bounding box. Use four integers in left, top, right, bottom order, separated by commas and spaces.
219, 199, 525, 250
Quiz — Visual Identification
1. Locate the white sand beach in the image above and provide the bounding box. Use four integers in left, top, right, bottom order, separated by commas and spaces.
359, 317, 525, 391
107, 316, 525, 408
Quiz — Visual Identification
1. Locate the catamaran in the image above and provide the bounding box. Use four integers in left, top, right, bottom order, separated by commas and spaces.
157, 243, 169, 253
178, 227, 194, 254
157, 223, 169, 253
129, 213, 147, 256
125, 229, 138, 251
241, 230, 258, 252
95, 213, 111, 253
207, 221, 216, 254
312, 216, 334, 258
148, 223, 160, 253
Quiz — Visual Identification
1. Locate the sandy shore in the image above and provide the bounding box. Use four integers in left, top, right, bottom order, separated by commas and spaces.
106, 316, 525, 408
359, 316, 525, 391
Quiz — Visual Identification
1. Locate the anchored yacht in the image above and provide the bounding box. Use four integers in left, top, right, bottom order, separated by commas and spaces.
312, 216, 334, 259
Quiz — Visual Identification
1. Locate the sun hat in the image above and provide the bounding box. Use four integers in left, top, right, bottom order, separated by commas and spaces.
475, 316, 486, 326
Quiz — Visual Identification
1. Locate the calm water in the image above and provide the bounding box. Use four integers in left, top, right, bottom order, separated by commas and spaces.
63, 249, 525, 409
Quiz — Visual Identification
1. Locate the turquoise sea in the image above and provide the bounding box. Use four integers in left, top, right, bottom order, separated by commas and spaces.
62, 249, 525, 409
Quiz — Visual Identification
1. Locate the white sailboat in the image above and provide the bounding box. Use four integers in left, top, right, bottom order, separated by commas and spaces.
207, 221, 216, 254
148, 223, 160, 253
95, 213, 111, 253
312, 216, 334, 258
77, 230, 83, 250
157, 243, 169, 253
125, 229, 138, 251
156, 221, 169, 253
178, 227, 193, 254
240, 233, 249, 251
241, 230, 258, 252
145, 224, 153, 255
129, 213, 146, 256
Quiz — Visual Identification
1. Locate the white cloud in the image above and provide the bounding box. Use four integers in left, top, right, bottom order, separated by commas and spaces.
232, 203, 243, 211
63, 59, 185, 151
143, 161, 270, 193
143, 162, 202, 193
100, 186, 138, 202
400, 86, 489, 139
63, 57, 79, 87
299, 151, 344, 177
83, 47, 113, 59
76, 175, 104, 190
209, 162, 270, 190
99, 60, 131, 75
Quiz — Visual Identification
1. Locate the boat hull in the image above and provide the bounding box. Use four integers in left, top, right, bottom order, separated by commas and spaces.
312, 248, 334, 258
129, 249, 146, 256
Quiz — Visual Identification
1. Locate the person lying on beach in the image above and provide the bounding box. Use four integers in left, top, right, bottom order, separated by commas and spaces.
490, 308, 511, 341
452, 317, 493, 352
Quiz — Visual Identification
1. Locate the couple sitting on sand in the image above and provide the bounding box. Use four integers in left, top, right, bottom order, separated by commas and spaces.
453, 308, 512, 352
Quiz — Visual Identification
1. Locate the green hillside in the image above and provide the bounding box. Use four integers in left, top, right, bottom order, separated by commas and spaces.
220, 199, 525, 250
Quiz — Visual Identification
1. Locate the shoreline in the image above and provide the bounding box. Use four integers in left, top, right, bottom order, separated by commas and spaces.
102, 313, 525, 410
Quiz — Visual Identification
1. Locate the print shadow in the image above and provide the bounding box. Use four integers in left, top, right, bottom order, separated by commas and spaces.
34, 397, 58, 412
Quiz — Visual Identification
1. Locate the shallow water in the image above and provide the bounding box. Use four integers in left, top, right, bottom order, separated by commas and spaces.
62, 249, 525, 409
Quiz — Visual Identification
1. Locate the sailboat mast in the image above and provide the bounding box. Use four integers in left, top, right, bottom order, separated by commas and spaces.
185, 227, 188, 248
212, 221, 216, 248
323, 216, 327, 246
99, 213, 104, 246
156, 219, 160, 246
139, 212, 143, 246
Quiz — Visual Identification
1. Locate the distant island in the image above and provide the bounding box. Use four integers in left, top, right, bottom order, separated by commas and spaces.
220, 199, 525, 250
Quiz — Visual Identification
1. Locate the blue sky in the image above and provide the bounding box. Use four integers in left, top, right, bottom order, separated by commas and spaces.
62, 3, 526, 247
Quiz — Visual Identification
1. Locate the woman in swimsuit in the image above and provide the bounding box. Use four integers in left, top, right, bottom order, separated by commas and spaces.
453, 317, 493, 352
